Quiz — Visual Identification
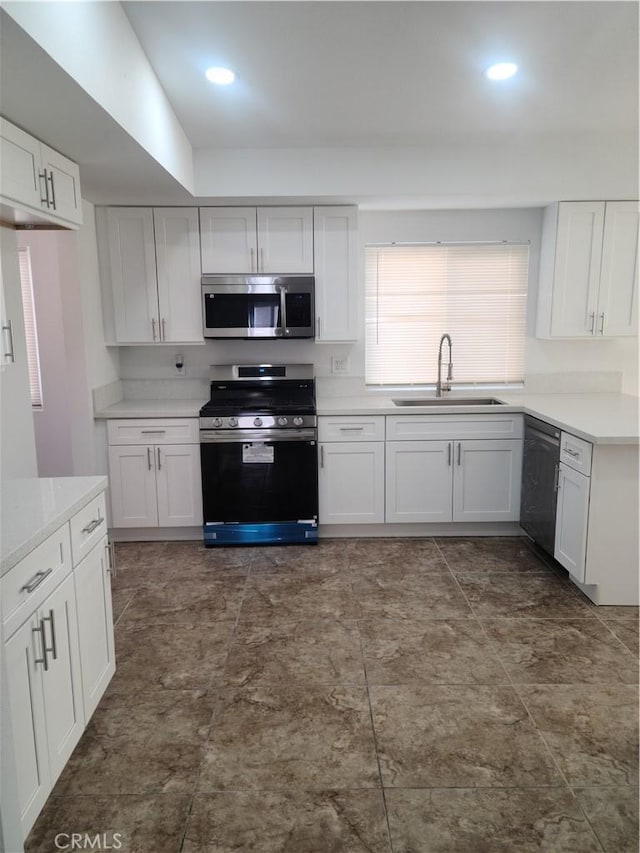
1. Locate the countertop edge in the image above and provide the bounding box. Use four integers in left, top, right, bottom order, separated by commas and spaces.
1, 476, 108, 576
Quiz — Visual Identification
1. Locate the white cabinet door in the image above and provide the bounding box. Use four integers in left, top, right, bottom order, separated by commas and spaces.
108, 445, 158, 527
39, 144, 82, 226
0, 118, 42, 211
39, 573, 84, 784
74, 537, 115, 721
598, 201, 639, 337
155, 444, 203, 527
550, 201, 605, 337
314, 206, 357, 341
106, 208, 159, 343
257, 207, 314, 273
453, 439, 523, 522
154, 208, 203, 342
4, 615, 50, 838
386, 441, 452, 523
555, 462, 590, 582
200, 207, 257, 273
319, 442, 385, 524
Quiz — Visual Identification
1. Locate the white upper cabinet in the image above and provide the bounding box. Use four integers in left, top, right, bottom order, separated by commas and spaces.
99, 207, 203, 344
153, 208, 203, 342
257, 207, 314, 273
200, 206, 313, 273
200, 207, 257, 273
537, 200, 639, 338
0, 117, 82, 228
314, 206, 358, 341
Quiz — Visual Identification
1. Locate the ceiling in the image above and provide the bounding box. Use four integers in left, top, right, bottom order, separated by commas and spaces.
123, 1, 638, 148
0, 2, 638, 207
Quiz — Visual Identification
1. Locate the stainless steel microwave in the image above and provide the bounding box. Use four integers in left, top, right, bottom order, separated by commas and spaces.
201, 275, 315, 339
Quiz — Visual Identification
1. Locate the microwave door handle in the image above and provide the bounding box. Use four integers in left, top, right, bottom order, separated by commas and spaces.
279, 286, 287, 335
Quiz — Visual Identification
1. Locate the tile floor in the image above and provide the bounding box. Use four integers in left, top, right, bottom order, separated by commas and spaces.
25, 537, 639, 853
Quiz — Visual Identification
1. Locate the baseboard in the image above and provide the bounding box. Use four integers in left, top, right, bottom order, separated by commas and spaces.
318, 522, 524, 538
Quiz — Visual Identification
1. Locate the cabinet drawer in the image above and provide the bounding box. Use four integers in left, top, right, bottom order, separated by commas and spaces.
386, 414, 523, 441
107, 418, 199, 445
70, 492, 108, 566
319, 416, 385, 442
1, 524, 72, 639
560, 432, 592, 476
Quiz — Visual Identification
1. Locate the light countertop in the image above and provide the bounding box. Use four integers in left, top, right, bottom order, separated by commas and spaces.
1, 476, 108, 576
317, 392, 639, 445
94, 398, 206, 419
93, 392, 639, 445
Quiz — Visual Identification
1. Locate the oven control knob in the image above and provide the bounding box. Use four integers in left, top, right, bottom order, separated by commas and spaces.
254, 417, 263, 427
212, 417, 223, 428
277, 417, 288, 426
293, 416, 304, 426
228, 417, 238, 428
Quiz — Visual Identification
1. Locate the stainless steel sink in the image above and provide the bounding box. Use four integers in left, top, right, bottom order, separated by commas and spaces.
392, 397, 505, 407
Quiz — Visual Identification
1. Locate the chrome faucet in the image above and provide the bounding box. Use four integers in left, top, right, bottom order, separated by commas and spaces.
436, 333, 453, 397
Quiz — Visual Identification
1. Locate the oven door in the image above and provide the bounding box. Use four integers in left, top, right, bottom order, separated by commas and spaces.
200, 430, 318, 524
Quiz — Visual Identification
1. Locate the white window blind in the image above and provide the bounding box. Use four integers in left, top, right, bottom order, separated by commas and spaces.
17, 247, 43, 407
365, 243, 529, 386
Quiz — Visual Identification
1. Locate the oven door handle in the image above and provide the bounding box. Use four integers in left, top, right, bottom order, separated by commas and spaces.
200, 429, 317, 443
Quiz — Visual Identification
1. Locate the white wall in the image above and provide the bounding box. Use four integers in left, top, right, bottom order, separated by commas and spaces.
118, 206, 638, 397
0, 226, 37, 481
3, 1, 194, 194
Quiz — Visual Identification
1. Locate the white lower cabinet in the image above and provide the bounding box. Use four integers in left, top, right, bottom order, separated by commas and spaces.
5, 572, 85, 838
319, 441, 385, 524
386, 438, 522, 523
107, 419, 203, 529
74, 537, 115, 720
555, 461, 590, 583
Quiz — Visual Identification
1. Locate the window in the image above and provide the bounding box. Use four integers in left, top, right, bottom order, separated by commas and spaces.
365, 242, 529, 386
17, 247, 43, 407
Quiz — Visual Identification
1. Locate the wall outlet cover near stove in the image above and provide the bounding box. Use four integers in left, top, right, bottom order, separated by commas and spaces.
331, 356, 350, 375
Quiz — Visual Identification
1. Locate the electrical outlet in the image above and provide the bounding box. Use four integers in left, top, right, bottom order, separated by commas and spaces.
331, 356, 350, 375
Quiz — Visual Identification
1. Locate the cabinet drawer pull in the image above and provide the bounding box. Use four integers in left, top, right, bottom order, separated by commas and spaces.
447, 442, 452, 466
42, 609, 57, 660
140, 429, 166, 434
147, 447, 153, 470
151, 318, 157, 341
317, 316, 321, 338
82, 513, 103, 534
161, 318, 167, 341
554, 463, 560, 492
250, 247, 255, 273
33, 621, 49, 670
339, 427, 364, 432
588, 312, 595, 334
47, 172, 57, 210
260, 247, 264, 272
2, 321, 16, 363
564, 447, 580, 458
320, 445, 325, 468
598, 312, 605, 335
105, 540, 116, 577
457, 442, 461, 466
157, 447, 162, 470
21, 568, 53, 594
38, 170, 49, 205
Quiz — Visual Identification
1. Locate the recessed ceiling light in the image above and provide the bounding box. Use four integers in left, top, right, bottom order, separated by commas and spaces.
205, 67, 236, 85
484, 62, 518, 81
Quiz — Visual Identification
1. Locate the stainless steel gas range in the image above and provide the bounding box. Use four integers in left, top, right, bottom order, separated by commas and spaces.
199, 364, 318, 546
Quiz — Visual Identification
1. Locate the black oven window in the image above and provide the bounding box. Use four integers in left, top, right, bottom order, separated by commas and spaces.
285, 292, 312, 328
205, 294, 281, 329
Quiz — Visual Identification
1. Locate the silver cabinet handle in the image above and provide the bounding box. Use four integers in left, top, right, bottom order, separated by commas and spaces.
457, 442, 462, 466
157, 447, 161, 470
38, 170, 49, 205
250, 247, 255, 273
147, 446, 152, 470
3, 321, 15, 363
447, 442, 452, 466
42, 609, 57, 660
564, 446, 580, 457
260, 247, 264, 272
589, 312, 595, 334
105, 540, 116, 577
151, 318, 157, 341
320, 445, 325, 468
598, 312, 605, 335
82, 512, 103, 534
33, 621, 49, 670
316, 316, 321, 339
21, 568, 53, 593
47, 172, 56, 210
161, 318, 167, 341
141, 429, 166, 434
554, 463, 560, 492
339, 427, 364, 432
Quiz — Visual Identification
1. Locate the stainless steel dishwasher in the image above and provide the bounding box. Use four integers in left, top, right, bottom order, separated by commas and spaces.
520, 416, 561, 556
